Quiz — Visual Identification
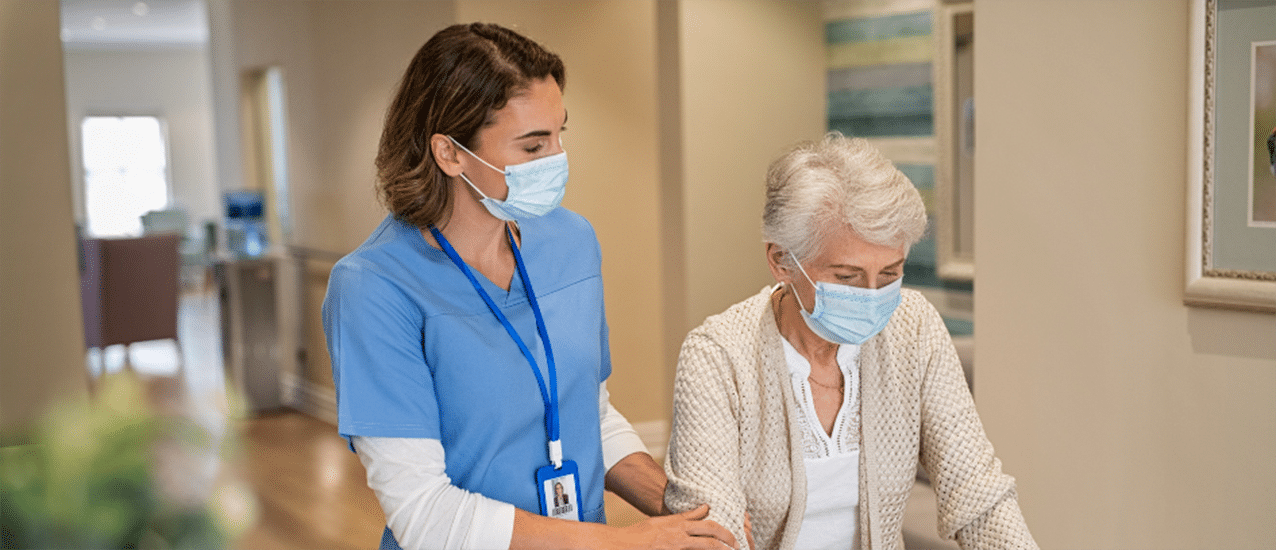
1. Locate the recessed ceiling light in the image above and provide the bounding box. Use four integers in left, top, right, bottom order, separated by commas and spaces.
132, 2, 149, 17
91, 16, 107, 31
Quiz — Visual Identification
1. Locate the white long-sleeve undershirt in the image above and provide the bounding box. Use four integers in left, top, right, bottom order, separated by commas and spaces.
352, 381, 649, 550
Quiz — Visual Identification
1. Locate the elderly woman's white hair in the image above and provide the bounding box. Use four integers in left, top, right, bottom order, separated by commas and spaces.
762, 132, 928, 264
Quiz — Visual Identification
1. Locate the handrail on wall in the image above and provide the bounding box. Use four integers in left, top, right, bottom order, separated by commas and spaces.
286, 245, 345, 265
282, 244, 344, 417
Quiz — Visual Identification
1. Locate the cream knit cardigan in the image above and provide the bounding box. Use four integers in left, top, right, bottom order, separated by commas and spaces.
664, 287, 1037, 550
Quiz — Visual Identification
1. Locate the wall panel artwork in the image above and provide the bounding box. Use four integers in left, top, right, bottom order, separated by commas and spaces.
823, 0, 973, 335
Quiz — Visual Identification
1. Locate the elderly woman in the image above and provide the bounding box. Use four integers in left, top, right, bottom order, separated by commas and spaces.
664, 133, 1036, 550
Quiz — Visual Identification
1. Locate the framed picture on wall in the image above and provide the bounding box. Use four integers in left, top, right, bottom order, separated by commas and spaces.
933, 1, 975, 282
1185, 0, 1276, 313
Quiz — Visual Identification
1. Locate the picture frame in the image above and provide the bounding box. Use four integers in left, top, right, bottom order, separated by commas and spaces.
1185, 0, 1276, 313
934, 1, 975, 282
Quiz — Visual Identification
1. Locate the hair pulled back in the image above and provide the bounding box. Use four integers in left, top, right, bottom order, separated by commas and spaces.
376, 23, 565, 228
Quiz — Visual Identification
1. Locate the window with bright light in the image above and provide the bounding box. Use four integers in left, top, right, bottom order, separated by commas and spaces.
81, 115, 171, 237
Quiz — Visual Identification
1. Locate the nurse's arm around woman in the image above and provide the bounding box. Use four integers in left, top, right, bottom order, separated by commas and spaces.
323, 23, 735, 550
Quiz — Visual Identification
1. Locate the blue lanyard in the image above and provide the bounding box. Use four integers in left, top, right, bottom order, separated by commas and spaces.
429, 225, 563, 466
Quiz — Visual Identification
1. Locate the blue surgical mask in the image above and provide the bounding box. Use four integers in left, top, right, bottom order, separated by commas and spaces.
448, 136, 568, 221
789, 252, 902, 345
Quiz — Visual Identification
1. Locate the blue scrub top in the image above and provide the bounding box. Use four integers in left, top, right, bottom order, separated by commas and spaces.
322, 209, 611, 524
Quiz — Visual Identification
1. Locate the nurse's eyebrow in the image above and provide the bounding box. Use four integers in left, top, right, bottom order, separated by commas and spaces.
513, 110, 568, 141
514, 129, 552, 140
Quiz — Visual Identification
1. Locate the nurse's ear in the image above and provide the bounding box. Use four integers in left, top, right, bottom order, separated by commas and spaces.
430, 134, 464, 177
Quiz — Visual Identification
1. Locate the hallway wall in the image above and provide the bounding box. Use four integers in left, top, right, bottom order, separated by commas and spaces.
0, 0, 90, 430
677, 0, 826, 336
210, 0, 822, 427
456, 0, 671, 428
452, 0, 825, 426
975, 1, 1276, 547
208, 0, 455, 403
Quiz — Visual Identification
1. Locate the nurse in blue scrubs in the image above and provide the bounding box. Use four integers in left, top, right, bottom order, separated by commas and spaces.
322, 23, 736, 550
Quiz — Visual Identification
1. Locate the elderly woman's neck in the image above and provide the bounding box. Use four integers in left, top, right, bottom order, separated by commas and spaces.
771, 286, 839, 364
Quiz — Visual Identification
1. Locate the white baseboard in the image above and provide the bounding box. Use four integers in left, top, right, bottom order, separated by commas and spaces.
299, 378, 338, 425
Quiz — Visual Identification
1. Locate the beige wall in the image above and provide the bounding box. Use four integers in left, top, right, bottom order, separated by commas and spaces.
455, 0, 670, 423
452, 1, 825, 424
677, 0, 826, 333
207, 0, 824, 427
209, 0, 455, 393
295, 1, 454, 392
975, 1, 1276, 547
0, 0, 90, 430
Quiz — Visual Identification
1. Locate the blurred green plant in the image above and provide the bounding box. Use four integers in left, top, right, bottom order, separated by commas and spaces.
1, 372, 256, 549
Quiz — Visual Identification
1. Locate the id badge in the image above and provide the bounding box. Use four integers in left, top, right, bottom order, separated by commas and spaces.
535, 460, 582, 521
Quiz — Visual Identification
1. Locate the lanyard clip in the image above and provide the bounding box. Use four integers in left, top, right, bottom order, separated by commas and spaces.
548, 439, 563, 469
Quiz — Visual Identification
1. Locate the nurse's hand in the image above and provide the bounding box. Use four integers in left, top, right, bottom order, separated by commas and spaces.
614, 504, 738, 549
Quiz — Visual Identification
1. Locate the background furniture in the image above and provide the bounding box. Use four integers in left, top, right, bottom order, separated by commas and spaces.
79, 234, 182, 371
215, 257, 282, 413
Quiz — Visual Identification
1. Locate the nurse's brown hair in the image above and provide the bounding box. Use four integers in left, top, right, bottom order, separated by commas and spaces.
376, 23, 565, 229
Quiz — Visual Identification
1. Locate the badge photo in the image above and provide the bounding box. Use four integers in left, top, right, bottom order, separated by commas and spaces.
536, 460, 582, 521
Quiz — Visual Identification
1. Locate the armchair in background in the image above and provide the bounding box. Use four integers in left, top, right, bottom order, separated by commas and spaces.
79, 234, 182, 373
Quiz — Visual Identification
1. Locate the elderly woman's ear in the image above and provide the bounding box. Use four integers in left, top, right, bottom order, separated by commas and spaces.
766, 243, 793, 284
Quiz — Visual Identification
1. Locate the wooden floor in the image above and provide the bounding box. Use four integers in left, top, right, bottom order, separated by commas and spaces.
230, 410, 646, 549
89, 289, 388, 549
232, 411, 387, 550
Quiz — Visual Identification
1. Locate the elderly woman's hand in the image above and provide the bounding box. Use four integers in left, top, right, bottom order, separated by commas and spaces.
611, 504, 738, 550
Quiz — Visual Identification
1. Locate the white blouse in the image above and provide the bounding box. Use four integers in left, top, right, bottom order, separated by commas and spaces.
782, 339, 861, 550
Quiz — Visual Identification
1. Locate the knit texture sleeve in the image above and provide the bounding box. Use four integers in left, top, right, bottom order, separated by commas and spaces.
664, 331, 752, 548
913, 300, 1038, 549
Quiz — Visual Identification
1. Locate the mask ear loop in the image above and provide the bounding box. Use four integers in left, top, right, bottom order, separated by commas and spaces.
447, 135, 507, 201
447, 135, 507, 174
787, 251, 817, 312
457, 173, 490, 200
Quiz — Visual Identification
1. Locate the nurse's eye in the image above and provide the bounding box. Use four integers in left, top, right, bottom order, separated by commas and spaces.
524, 143, 544, 154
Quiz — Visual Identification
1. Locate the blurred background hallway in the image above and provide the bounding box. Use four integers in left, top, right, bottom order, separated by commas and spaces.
4, 1, 1273, 548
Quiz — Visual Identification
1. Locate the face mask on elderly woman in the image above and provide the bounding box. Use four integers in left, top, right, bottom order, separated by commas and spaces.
789, 251, 902, 345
